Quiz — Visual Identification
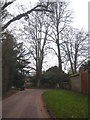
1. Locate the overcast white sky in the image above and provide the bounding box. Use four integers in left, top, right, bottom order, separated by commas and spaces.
6, 0, 89, 72
69, 0, 89, 31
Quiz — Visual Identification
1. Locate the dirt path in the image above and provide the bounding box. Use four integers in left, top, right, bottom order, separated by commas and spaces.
2, 89, 50, 118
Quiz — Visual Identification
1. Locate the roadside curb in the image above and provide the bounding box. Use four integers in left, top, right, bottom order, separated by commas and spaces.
39, 92, 50, 119
41, 93, 56, 119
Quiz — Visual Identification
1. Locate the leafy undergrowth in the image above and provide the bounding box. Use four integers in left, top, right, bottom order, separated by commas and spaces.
43, 89, 88, 119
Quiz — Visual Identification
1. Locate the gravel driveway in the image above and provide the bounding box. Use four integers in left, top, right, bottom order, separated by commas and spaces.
2, 89, 50, 118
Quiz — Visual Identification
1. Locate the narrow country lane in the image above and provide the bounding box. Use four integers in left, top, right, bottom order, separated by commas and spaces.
2, 89, 50, 118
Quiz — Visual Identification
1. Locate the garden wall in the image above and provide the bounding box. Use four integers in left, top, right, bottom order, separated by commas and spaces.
70, 70, 88, 94
70, 73, 82, 92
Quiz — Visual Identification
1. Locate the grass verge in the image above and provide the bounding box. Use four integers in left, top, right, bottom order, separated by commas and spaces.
43, 89, 88, 119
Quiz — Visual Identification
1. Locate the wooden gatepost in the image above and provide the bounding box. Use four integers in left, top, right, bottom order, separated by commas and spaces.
88, 68, 90, 95
80, 70, 88, 94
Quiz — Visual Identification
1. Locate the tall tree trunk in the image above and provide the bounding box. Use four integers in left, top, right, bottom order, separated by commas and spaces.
65, 42, 74, 74
36, 40, 42, 87
36, 69, 41, 87
56, 12, 63, 88
56, 27, 63, 88
74, 45, 78, 73
56, 19, 62, 71
57, 41, 62, 71
36, 63, 42, 87
70, 60, 74, 74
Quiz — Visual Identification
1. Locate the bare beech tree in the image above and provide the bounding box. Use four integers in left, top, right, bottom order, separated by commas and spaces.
22, 11, 50, 87
1, 0, 54, 88
61, 28, 88, 74
45, 1, 73, 72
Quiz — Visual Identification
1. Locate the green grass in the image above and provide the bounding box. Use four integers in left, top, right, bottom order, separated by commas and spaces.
43, 89, 88, 118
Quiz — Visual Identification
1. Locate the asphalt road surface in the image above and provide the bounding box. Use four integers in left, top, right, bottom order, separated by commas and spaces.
2, 89, 50, 118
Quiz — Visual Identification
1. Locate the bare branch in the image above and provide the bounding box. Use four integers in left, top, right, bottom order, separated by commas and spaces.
2, 0, 16, 10
27, 66, 36, 71
2, 4, 53, 30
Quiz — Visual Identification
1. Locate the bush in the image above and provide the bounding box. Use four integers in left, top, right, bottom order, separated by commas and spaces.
40, 66, 69, 88
28, 66, 70, 88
